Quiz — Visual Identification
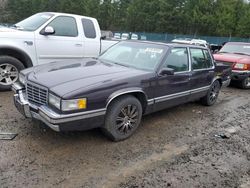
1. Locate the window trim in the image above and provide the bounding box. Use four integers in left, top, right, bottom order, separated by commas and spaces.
40, 16, 79, 37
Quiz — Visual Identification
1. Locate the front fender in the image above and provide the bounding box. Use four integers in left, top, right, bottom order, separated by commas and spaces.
106, 87, 148, 108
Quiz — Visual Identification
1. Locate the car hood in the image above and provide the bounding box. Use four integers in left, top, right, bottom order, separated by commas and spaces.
0, 27, 34, 39
213, 53, 250, 65
26, 59, 148, 97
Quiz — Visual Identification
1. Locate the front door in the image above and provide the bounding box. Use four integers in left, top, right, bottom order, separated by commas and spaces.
35, 16, 84, 65
154, 47, 191, 111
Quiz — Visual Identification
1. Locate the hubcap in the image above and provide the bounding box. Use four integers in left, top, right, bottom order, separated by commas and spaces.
209, 82, 220, 103
116, 105, 138, 134
0, 64, 18, 86
245, 77, 250, 87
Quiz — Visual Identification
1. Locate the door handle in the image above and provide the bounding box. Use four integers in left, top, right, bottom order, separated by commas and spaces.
75, 44, 82, 47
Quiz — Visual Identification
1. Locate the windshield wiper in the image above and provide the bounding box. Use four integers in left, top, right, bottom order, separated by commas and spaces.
99, 58, 131, 68
10, 24, 24, 30
233, 52, 250, 56
113, 62, 131, 68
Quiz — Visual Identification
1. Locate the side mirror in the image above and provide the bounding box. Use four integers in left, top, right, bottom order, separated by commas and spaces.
101, 35, 106, 40
159, 68, 174, 76
41, 26, 55, 35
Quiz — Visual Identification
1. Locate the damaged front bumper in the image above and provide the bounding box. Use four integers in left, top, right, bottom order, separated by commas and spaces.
12, 83, 105, 132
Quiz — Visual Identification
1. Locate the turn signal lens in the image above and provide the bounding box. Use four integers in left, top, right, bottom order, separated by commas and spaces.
78, 99, 87, 109
61, 98, 87, 111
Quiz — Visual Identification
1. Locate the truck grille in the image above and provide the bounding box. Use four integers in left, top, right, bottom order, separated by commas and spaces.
216, 61, 233, 67
26, 82, 48, 106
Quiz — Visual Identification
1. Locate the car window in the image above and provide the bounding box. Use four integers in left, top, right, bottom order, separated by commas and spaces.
46, 16, 78, 37
190, 48, 211, 70
82, 18, 96, 39
203, 50, 214, 68
162, 47, 189, 72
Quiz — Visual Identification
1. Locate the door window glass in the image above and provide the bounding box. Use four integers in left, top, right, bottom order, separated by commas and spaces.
82, 18, 96, 39
203, 50, 214, 68
190, 48, 213, 70
163, 48, 189, 72
46, 16, 78, 37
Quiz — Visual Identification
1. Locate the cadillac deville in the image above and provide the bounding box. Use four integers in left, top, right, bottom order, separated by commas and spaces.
12, 41, 231, 141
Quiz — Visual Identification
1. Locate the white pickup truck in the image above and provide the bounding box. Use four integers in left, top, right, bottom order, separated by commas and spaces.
0, 12, 118, 90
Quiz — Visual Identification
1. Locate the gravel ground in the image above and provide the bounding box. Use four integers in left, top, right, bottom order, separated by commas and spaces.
0, 86, 249, 188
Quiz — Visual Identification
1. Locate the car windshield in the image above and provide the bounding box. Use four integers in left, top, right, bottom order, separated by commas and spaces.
99, 42, 167, 71
220, 43, 250, 55
14, 13, 54, 31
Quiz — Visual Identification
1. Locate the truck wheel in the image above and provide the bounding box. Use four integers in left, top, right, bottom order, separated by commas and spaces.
0, 56, 25, 91
201, 80, 221, 106
239, 77, 250, 89
103, 95, 142, 142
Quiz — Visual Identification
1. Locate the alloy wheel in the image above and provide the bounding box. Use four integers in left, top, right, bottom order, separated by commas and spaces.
116, 105, 139, 135
0, 64, 19, 86
245, 77, 250, 87
209, 81, 220, 103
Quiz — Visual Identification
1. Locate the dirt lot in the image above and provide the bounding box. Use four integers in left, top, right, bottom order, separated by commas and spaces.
0, 86, 249, 188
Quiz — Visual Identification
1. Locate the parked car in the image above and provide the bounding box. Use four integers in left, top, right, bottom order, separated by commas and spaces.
213, 42, 250, 89
121, 33, 129, 40
113, 32, 121, 39
172, 38, 209, 48
0, 12, 118, 90
101, 30, 114, 39
12, 41, 231, 141
131, 33, 139, 40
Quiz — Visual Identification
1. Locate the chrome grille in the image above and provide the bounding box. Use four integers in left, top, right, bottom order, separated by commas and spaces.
26, 82, 48, 106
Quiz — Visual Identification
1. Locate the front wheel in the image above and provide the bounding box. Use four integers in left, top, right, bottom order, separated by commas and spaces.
201, 80, 221, 106
239, 77, 250, 89
102, 95, 142, 142
0, 56, 25, 91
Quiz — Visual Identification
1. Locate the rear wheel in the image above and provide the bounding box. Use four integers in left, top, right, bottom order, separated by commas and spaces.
0, 56, 25, 91
103, 95, 142, 141
239, 77, 250, 89
201, 80, 221, 106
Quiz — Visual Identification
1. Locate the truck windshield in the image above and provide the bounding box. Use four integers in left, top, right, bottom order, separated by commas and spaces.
99, 41, 167, 71
220, 43, 250, 56
14, 13, 54, 31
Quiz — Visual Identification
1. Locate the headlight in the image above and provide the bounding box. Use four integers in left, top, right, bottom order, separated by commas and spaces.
61, 98, 87, 111
49, 93, 61, 110
19, 73, 26, 85
234, 63, 247, 70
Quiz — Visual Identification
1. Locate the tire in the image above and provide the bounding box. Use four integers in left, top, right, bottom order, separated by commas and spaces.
0, 56, 25, 91
239, 77, 250, 89
201, 80, 221, 106
102, 95, 143, 142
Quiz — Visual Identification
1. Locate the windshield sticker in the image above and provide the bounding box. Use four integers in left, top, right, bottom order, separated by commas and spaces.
243, 46, 250, 49
145, 48, 163, 54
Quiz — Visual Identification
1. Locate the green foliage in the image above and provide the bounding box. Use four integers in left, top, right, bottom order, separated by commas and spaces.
2, 0, 250, 37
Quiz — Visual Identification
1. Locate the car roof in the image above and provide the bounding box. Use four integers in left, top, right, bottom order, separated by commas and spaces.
121, 40, 208, 49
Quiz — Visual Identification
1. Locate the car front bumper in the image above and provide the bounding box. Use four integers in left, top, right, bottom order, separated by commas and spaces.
231, 70, 250, 81
12, 83, 105, 132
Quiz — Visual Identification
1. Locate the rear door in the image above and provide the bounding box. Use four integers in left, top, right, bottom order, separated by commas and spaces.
189, 48, 215, 100
154, 47, 191, 111
81, 18, 101, 58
